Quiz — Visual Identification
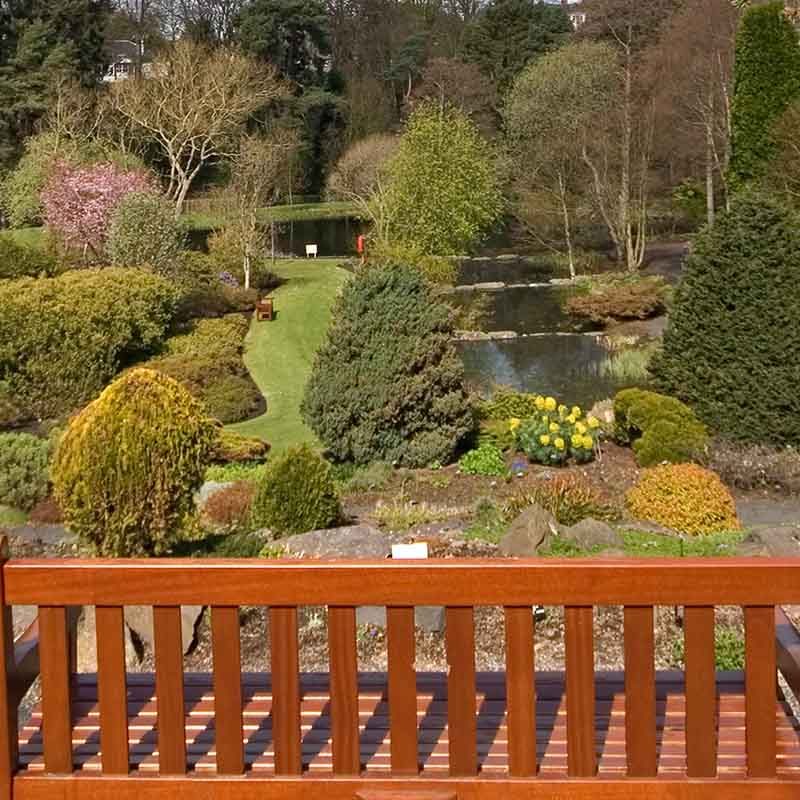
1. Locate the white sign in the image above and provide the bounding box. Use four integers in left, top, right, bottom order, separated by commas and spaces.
391, 542, 429, 560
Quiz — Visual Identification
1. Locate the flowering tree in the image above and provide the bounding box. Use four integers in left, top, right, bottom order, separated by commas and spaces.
41, 162, 157, 258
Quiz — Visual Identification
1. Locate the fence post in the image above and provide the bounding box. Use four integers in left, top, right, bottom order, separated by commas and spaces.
0, 536, 16, 800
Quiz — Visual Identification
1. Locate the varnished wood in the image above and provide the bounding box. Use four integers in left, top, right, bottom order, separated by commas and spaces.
776, 606, 800, 705
328, 606, 360, 774
445, 606, 476, 777
745, 606, 776, 777
0, 538, 15, 800
38, 606, 72, 774
152, 607, 185, 775
7, 559, 800, 606
504, 606, 536, 777
565, 606, 595, 777
623, 606, 656, 777
684, 606, 717, 778
386, 606, 418, 774
269, 607, 301, 775
210, 607, 243, 775
95, 607, 128, 774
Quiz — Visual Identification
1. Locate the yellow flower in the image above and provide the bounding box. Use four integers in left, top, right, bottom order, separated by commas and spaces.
582, 435, 594, 450
541, 414, 549, 424
509, 417, 521, 431
575, 422, 587, 435
558, 404, 568, 416
566, 414, 576, 424
539, 434, 550, 446
554, 437, 565, 451
535, 395, 545, 410
571, 433, 583, 448
544, 396, 557, 411
572, 406, 582, 419
549, 422, 560, 433
587, 416, 600, 429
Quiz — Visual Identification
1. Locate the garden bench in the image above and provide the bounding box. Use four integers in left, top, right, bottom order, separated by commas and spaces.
2, 544, 800, 799
256, 297, 274, 321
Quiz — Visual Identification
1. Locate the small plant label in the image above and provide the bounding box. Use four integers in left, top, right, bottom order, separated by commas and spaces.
391, 542, 429, 559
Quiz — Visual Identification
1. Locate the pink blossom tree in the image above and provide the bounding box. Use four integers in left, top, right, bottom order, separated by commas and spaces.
41, 163, 158, 259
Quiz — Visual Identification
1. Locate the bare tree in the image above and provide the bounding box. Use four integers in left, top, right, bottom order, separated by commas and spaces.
110, 40, 285, 215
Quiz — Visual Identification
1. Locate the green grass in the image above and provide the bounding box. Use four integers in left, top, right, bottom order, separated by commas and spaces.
621, 529, 744, 557
0, 227, 46, 248
226, 258, 348, 452
184, 201, 359, 231
0, 505, 28, 527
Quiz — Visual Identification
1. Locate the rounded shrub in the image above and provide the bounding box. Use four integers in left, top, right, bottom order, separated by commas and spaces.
107, 192, 187, 274
626, 464, 740, 536
203, 481, 256, 530
0, 432, 51, 511
52, 369, 216, 556
250, 445, 341, 537
0, 238, 59, 281
458, 444, 507, 476
301, 266, 474, 467
480, 387, 541, 421
614, 388, 708, 466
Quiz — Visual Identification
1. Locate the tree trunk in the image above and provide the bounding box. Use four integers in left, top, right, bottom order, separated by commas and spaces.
558, 171, 576, 280
621, 40, 634, 272
705, 120, 716, 228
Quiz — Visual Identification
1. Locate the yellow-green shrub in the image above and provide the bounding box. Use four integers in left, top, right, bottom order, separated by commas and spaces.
52, 369, 216, 556
626, 464, 740, 535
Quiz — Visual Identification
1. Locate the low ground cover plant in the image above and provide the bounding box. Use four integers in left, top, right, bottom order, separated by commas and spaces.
507, 476, 620, 526
458, 444, 507, 476
566, 274, 669, 324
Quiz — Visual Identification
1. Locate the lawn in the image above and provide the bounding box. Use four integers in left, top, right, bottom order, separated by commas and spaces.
227, 258, 348, 452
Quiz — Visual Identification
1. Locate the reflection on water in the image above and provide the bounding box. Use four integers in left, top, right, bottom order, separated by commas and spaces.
458, 334, 630, 409
457, 256, 557, 285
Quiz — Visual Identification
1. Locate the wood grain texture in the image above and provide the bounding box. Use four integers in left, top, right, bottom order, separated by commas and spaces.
684, 606, 717, 778
565, 606, 595, 777
776, 606, 800, 705
328, 606, 360, 775
95, 607, 128, 775
445, 606, 476, 777
7, 559, 800, 606
269, 607, 301, 775
0, 541, 16, 800
623, 606, 656, 777
38, 606, 72, 774
210, 607, 243, 775
745, 606, 776, 778
386, 606, 418, 775
152, 607, 185, 775
504, 606, 536, 777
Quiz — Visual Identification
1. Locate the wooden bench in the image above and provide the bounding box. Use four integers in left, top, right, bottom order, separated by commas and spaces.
2, 548, 800, 799
255, 298, 274, 321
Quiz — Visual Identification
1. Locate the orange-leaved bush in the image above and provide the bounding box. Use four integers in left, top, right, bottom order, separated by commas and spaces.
626, 464, 740, 536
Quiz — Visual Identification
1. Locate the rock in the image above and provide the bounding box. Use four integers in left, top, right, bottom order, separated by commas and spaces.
487, 330, 518, 340
125, 605, 204, 655
588, 398, 615, 430
195, 481, 234, 508
8, 524, 70, 546
563, 518, 624, 550
78, 606, 139, 671
356, 605, 445, 633
473, 282, 505, 291
499, 505, 560, 556
281, 524, 392, 559
744, 526, 800, 557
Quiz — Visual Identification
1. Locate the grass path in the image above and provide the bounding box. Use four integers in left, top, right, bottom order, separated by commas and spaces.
227, 258, 348, 452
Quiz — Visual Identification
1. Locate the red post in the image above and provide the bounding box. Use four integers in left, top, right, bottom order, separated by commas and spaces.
0, 536, 16, 800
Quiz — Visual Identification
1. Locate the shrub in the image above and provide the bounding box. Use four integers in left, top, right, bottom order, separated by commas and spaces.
477, 418, 517, 452
301, 266, 474, 467
565, 275, 669, 324
705, 439, 800, 494
672, 626, 745, 671
203, 481, 256, 530
0, 432, 51, 511
52, 369, 216, 556
211, 429, 270, 464
614, 388, 709, 466
28, 496, 63, 525
107, 192, 187, 274
0, 269, 178, 419
515, 396, 600, 466
367, 240, 458, 285
480, 387, 541, 420
507, 476, 620, 527
458, 444, 507, 476
250, 445, 341, 536
0, 237, 59, 281
650, 193, 800, 445
626, 464, 741, 536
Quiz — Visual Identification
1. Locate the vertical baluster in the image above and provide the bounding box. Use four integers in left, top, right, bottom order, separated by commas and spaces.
623, 606, 656, 777
153, 606, 186, 774
745, 605, 776, 778
0, 539, 16, 800
39, 606, 72, 773
445, 606, 476, 777
329, 606, 360, 774
211, 606, 243, 774
504, 606, 536, 777
684, 606, 716, 777
387, 606, 418, 775
95, 606, 129, 774
270, 606, 301, 775
565, 606, 594, 777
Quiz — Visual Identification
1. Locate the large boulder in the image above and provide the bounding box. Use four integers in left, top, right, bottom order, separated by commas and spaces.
499, 505, 560, 556
125, 605, 204, 655
78, 606, 139, 671
280, 524, 394, 558
563, 518, 624, 551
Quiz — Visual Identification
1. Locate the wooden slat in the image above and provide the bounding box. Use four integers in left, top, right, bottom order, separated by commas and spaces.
329, 606, 360, 775
504, 606, 536, 777
211, 606, 243, 775
623, 605, 656, 777
445, 606, 476, 777
0, 540, 16, 800
38, 606, 72, 774
269, 607, 301, 775
152, 606, 185, 775
684, 605, 716, 778
745, 605, 776, 777
95, 607, 128, 775
565, 606, 594, 777
386, 606, 418, 775
7, 559, 800, 607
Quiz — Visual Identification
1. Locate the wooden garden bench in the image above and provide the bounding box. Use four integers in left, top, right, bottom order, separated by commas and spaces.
255, 298, 274, 321
2, 544, 800, 799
